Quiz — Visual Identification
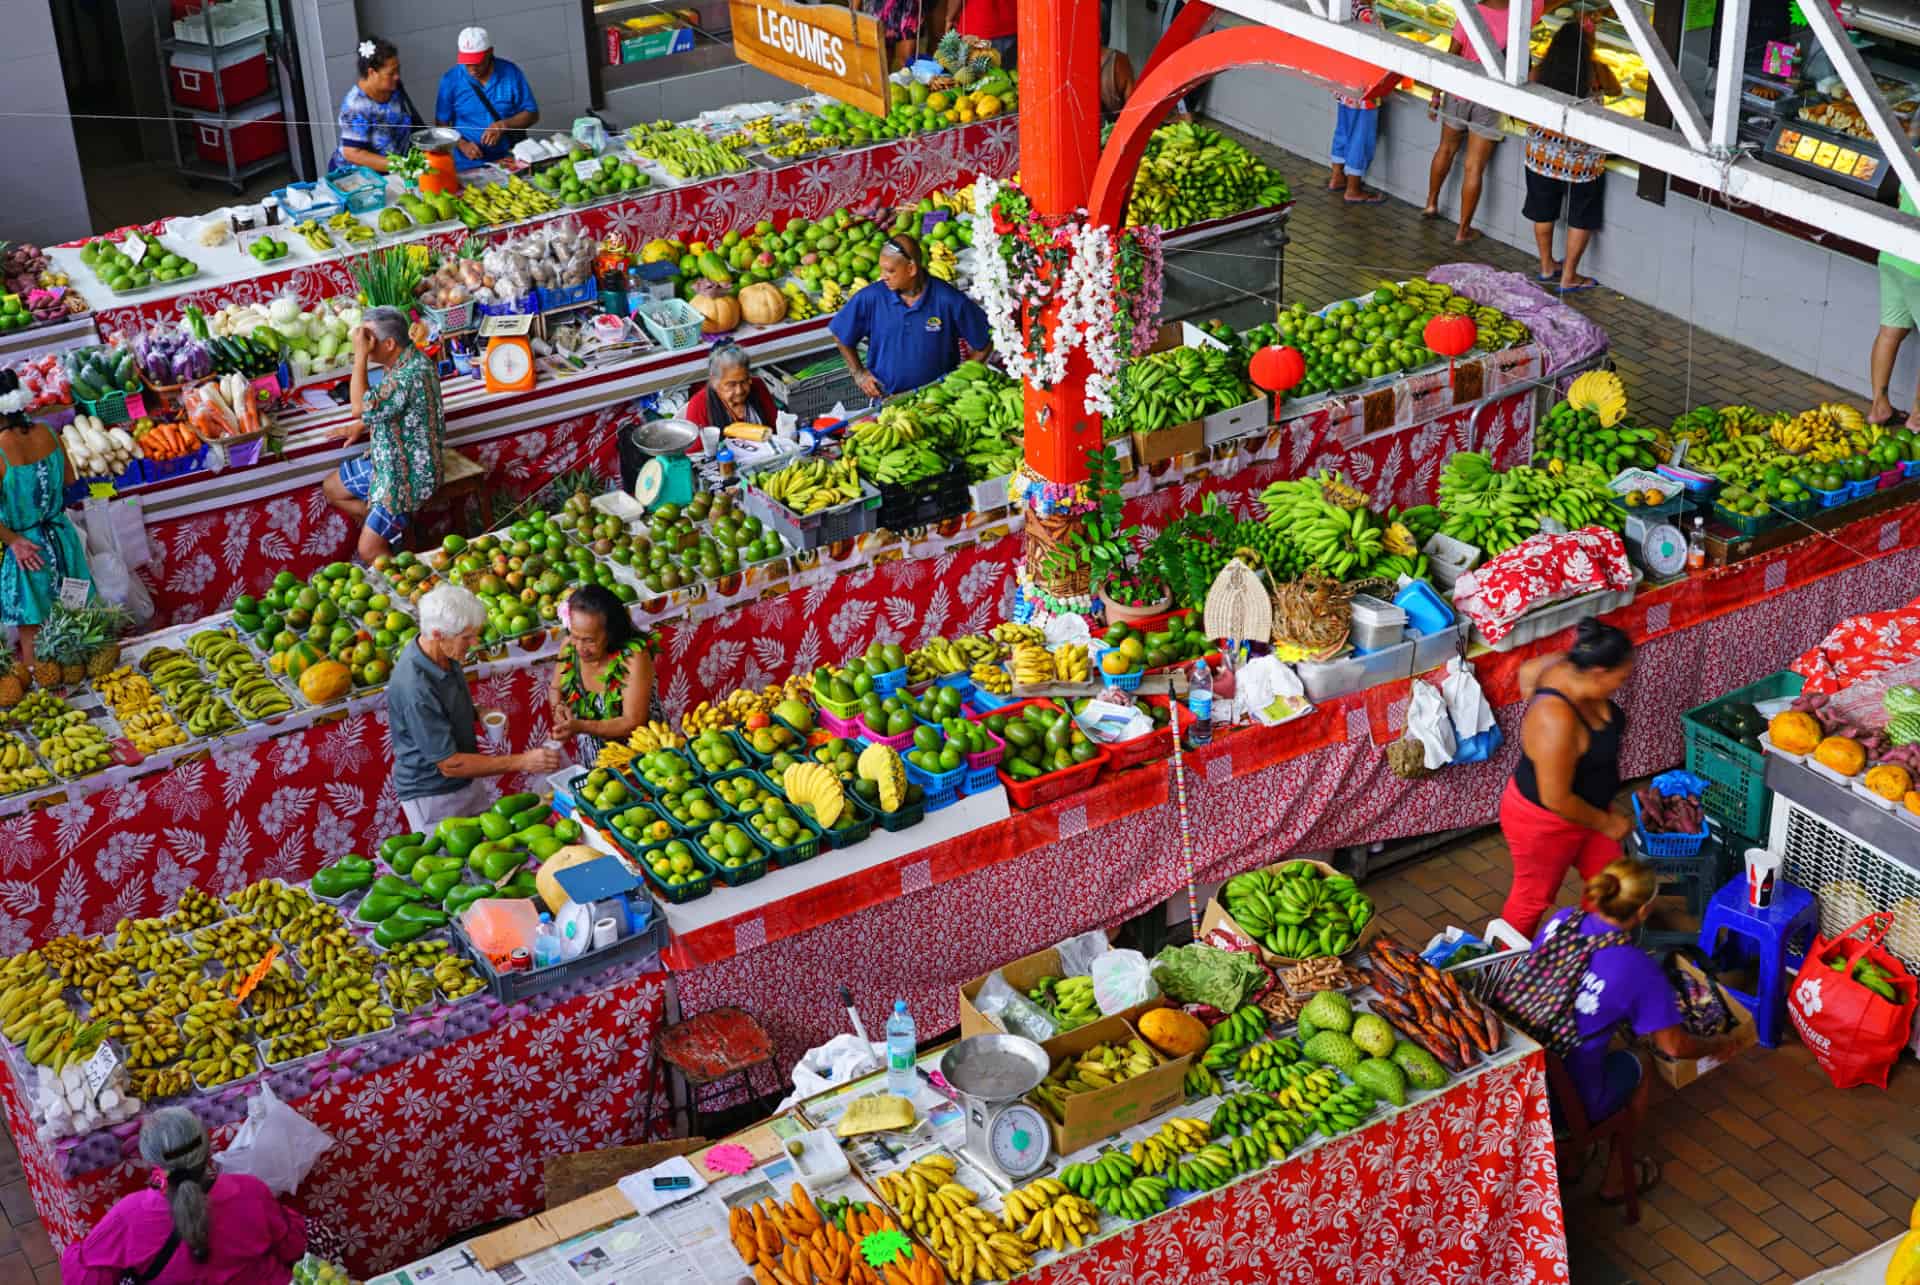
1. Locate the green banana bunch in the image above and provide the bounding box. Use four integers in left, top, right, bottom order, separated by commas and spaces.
1234, 1037, 1305, 1091
625, 125, 746, 178
1168, 1143, 1243, 1192
1311, 1082, 1377, 1137
1107, 344, 1251, 437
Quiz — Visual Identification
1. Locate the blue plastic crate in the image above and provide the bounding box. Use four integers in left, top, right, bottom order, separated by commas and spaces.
922, 783, 960, 812
962, 760, 998, 793
905, 757, 964, 796
537, 280, 597, 312
934, 671, 973, 692
966, 674, 1016, 710
1846, 477, 1878, 501
870, 665, 909, 697
1809, 483, 1849, 509
1092, 647, 1143, 690
1905, 459, 1920, 481
324, 167, 386, 213
477, 292, 538, 318
1631, 790, 1709, 859
141, 445, 208, 484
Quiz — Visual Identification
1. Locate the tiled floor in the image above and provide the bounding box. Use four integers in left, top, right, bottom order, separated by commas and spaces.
0, 131, 1897, 1284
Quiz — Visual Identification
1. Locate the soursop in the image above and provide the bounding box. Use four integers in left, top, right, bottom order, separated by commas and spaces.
1352, 1057, 1408, 1107
1391, 1040, 1448, 1090
1297, 1014, 1319, 1044
1351, 1013, 1394, 1058
1299, 990, 1354, 1035
1302, 1030, 1363, 1072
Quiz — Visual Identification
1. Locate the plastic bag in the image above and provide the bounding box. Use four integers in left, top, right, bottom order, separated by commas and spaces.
777, 1034, 885, 1112
214, 1083, 333, 1195
1788, 912, 1918, 1089
1237, 656, 1310, 725
1074, 694, 1152, 745
86, 542, 154, 629
1090, 948, 1159, 1015
1441, 657, 1503, 764
973, 970, 1057, 1043
1053, 929, 1111, 979
1407, 680, 1457, 769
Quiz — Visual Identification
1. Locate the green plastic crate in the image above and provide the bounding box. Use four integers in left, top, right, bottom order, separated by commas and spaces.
1682, 669, 1804, 844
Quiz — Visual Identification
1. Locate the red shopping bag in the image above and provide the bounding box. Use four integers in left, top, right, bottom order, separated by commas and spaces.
1787, 912, 1919, 1089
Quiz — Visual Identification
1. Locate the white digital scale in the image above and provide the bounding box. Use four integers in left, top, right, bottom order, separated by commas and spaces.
936, 1035, 1054, 1184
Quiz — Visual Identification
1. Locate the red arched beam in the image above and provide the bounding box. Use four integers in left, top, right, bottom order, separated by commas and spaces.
1139, 1, 1219, 84
1088, 27, 1402, 228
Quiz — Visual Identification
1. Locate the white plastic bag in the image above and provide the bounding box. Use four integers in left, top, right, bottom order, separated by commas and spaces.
1090, 949, 1159, 1015
1237, 656, 1311, 725
1053, 929, 1111, 978
1440, 657, 1495, 739
1406, 681, 1457, 770
1042, 613, 1093, 649
87, 545, 155, 629
778, 1034, 885, 1112
214, 1083, 333, 1196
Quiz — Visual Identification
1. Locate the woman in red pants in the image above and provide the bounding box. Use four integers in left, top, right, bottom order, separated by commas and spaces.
1499, 618, 1636, 935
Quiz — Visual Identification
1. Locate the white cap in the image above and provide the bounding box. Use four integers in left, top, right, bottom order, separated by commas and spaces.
457, 26, 492, 62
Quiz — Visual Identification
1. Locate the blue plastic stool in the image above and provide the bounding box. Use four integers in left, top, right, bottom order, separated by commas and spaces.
1696, 875, 1820, 1048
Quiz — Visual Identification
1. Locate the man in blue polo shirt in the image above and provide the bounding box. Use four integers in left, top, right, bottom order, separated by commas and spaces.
830, 234, 991, 399
435, 27, 539, 170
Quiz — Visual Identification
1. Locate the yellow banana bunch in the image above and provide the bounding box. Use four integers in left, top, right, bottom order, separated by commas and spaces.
1566, 370, 1627, 427
990, 622, 1043, 649
1052, 643, 1090, 683
1003, 1178, 1099, 1251
877, 1156, 1036, 1282
908, 636, 970, 680
971, 662, 1011, 694
1009, 643, 1053, 686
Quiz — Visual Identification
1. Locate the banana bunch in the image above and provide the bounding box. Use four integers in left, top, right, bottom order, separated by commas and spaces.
0, 734, 38, 771
307, 964, 378, 1006
174, 682, 242, 737
39, 721, 113, 777
1127, 121, 1291, 227
173, 886, 224, 931
1311, 1081, 1376, 1136
240, 957, 303, 1012
1128, 1117, 1210, 1173
318, 992, 394, 1040
1027, 974, 1098, 1032
594, 741, 635, 768
434, 955, 486, 999
1293, 501, 1384, 580
1052, 643, 1090, 683
848, 404, 924, 453
119, 706, 188, 751
970, 663, 1011, 694
182, 999, 256, 1086
755, 457, 862, 515
94, 666, 158, 712
324, 211, 376, 246
779, 281, 818, 320
111, 917, 190, 972
28, 707, 86, 739
119, 1010, 183, 1068
25, 1011, 108, 1070
129, 1066, 191, 1100
247, 1003, 316, 1042
195, 918, 274, 971
626, 719, 687, 752
1437, 452, 1622, 557
0, 973, 66, 1040
263, 1029, 328, 1064
8, 689, 66, 728
1273, 1063, 1343, 1114
1009, 643, 1054, 686
385, 966, 436, 1012
625, 124, 747, 178
226, 879, 311, 933
853, 440, 949, 486
280, 912, 366, 961
457, 177, 559, 223
1168, 1142, 1243, 1192
71, 956, 137, 1006
907, 635, 973, 681
680, 676, 808, 734
1184, 1063, 1222, 1098
1211, 1091, 1282, 1137
0, 764, 52, 793
1066, 1162, 1169, 1221
817, 277, 849, 311
1234, 1038, 1304, 1092
990, 622, 1043, 649
1775, 402, 1873, 462
1003, 1178, 1098, 1251
1106, 344, 1251, 436
1202, 1004, 1269, 1065
1033, 1038, 1158, 1119
291, 219, 334, 251
1565, 370, 1628, 427
1717, 404, 1775, 438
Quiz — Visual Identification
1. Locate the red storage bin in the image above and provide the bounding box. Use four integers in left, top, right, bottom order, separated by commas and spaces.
169, 39, 268, 111
193, 99, 287, 167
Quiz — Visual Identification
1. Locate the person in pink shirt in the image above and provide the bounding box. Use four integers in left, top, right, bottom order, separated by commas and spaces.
1422, 0, 1573, 243
62, 1107, 308, 1284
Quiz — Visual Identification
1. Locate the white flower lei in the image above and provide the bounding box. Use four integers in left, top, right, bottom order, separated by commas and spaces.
969, 177, 1042, 385
1064, 221, 1121, 415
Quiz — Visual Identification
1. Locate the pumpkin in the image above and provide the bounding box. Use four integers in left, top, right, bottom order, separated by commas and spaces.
1138, 1007, 1208, 1059
738, 282, 788, 327
1865, 764, 1913, 801
1768, 710, 1823, 755
298, 659, 352, 704
1814, 735, 1867, 777
690, 291, 742, 334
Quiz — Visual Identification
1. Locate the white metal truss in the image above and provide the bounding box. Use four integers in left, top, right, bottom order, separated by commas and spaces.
1203, 0, 1920, 261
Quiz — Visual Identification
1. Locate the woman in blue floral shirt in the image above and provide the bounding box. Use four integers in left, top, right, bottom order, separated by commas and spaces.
330, 36, 417, 173
322, 307, 444, 561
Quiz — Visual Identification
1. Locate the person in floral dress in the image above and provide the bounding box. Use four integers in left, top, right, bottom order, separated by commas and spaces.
0, 373, 90, 672
322, 306, 444, 561
548, 584, 656, 766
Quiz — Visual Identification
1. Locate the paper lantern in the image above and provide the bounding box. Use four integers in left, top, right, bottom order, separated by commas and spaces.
1249, 344, 1306, 392
1422, 313, 1477, 358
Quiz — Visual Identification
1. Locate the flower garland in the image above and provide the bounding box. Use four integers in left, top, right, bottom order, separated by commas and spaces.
969, 176, 1165, 412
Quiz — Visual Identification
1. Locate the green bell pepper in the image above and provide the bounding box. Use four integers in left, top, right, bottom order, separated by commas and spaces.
371, 875, 424, 901
420, 868, 464, 901
493, 791, 539, 819
355, 892, 409, 923
445, 882, 494, 915
310, 863, 374, 898
479, 846, 525, 883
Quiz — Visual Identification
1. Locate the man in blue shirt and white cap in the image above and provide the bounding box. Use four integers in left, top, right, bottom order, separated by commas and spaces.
435, 27, 540, 169
830, 233, 991, 399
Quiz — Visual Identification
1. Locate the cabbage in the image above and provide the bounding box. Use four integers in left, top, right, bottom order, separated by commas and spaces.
268, 296, 300, 325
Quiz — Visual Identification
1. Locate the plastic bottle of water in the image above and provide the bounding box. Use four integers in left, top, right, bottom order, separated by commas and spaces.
885, 999, 917, 1096
533, 913, 563, 970
1187, 657, 1213, 747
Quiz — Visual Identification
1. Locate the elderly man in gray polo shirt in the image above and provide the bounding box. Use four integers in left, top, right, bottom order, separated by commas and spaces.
389, 583, 564, 830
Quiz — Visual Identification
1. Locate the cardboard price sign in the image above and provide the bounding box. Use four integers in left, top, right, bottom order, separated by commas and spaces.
82, 1041, 119, 1102
729, 0, 890, 117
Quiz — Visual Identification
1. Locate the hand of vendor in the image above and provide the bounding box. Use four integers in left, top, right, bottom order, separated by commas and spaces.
1599, 811, 1632, 844
517, 745, 566, 774
333, 418, 366, 446
7, 537, 42, 574
351, 325, 374, 362
458, 138, 484, 160
854, 369, 885, 400
480, 120, 505, 147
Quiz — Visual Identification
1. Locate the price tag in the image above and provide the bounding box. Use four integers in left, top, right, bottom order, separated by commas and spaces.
573, 157, 604, 182
230, 944, 282, 1007
82, 1042, 120, 1102
58, 577, 90, 610
123, 237, 148, 266
87, 482, 117, 500
250, 371, 283, 400
123, 393, 147, 420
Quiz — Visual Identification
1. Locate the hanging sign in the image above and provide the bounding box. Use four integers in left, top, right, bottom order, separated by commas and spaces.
728, 0, 891, 117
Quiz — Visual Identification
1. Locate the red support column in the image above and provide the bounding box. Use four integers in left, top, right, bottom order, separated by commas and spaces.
1016, 0, 1104, 487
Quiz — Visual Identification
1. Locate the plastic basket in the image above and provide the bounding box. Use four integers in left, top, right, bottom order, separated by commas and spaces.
814, 686, 862, 723
857, 718, 915, 752
1091, 647, 1143, 690
271, 181, 342, 220
870, 665, 909, 697
1809, 483, 1849, 508
1879, 467, 1909, 491
1631, 792, 1710, 858
818, 707, 863, 740
741, 476, 881, 552
538, 280, 597, 313
922, 782, 960, 811
1682, 669, 1804, 844
324, 167, 385, 213
905, 756, 964, 796
477, 292, 538, 319
966, 681, 1017, 712
1904, 459, 1920, 480
855, 790, 924, 832
419, 299, 475, 333
77, 387, 135, 426
999, 747, 1108, 810
745, 803, 823, 867
633, 839, 714, 902
140, 444, 209, 483
1846, 477, 1878, 501
1100, 696, 1195, 772
1712, 502, 1773, 537
766, 360, 873, 425
875, 461, 969, 533
688, 829, 771, 887
817, 801, 873, 850
638, 298, 705, 350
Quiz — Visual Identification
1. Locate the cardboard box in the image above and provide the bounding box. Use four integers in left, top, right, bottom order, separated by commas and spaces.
1030, 1011, 1190, 1157
1202, 396, 1269, 446
1197, 858, 1379, 966
1131, 419, 1204, 466
958, 946, 1160, 1052
1649, 955, 1757, 1089
605, 23, 695, 65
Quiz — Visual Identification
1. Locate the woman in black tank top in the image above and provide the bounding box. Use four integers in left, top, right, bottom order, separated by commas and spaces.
1497, 619, 1637, 935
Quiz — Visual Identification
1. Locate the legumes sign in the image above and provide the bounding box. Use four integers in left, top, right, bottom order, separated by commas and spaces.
730, 0, 891, 117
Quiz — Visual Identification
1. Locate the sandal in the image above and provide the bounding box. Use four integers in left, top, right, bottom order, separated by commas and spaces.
1535, 267, 1562, 283
1597, 1154, 1660, 1204
1558, 276, 1598, 293
1345, 191, 1387, 205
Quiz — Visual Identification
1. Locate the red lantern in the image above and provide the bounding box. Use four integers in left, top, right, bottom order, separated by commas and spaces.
1422, 313, 1477, 357
1249, 345, 1306, 393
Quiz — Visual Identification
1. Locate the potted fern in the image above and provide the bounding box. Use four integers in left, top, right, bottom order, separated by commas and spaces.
1041, 447, 1169, 624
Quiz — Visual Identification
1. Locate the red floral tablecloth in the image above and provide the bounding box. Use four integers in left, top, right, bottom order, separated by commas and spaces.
2, 963, 668, 1278
1029, 1051, 1566, 1285
85, 122, 1019, 337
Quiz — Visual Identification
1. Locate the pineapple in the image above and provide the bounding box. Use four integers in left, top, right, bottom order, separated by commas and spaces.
935, 29, 965, 72
0, 654, 23, 710
967, 52, 997, 81
77, 604, 130, 679
955, 61, 978, 88
30, 614, 67, 690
